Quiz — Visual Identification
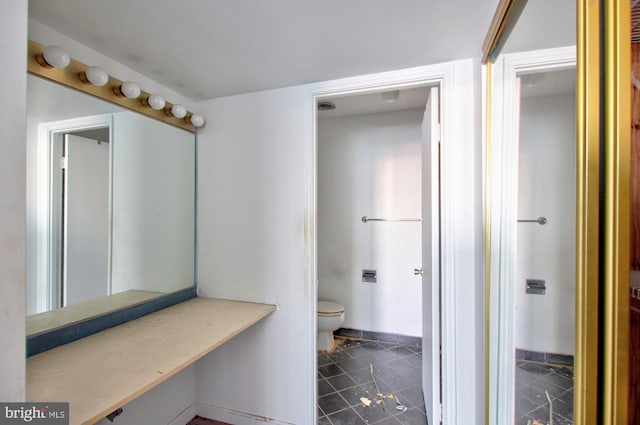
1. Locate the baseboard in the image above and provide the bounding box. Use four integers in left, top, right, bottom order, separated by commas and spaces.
516, 348, 574, 366
169, 403, 198, 425
195, 402, 295, 425
334, 327, 421, 347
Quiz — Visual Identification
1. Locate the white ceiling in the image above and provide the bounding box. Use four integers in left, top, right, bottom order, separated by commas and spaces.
29, 0, 499, 101
318, 86, 431, 119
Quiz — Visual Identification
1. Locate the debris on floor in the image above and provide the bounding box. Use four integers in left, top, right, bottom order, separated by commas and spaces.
318, 337, 428, 424
369, 363, 387, 411
392, 394, 409, 413
358, 363, 409, 414
545, 390, 554, 425
396, 404, 409, 413
360, 397, 372, 407
525, 390, 554, 425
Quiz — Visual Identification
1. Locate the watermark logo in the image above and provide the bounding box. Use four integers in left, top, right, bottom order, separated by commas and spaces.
0, 403, 68, 424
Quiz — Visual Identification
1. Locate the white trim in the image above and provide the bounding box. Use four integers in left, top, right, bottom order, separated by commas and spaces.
309, 59, 479, 425
35, 114, 113, 313
167, 403, 197, 425
196, 402, 296, 425
440, 59, 479, 425
487, 46, 576, 425
422, 85, 442, 425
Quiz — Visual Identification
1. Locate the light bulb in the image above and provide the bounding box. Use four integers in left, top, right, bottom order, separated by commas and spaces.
42, 45, 71, 68
119, 81, 141, 99
84, 66, 109, 86
147, 94, 166, 110
171, 104, 187, 119
189, 113, 205, 128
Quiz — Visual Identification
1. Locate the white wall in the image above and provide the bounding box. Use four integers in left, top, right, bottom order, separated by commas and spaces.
195, 86, 315, 425
516, 93, 575, 355
95, 366, 197, 425
0, 0, 27, 402
318, 110, 422, 337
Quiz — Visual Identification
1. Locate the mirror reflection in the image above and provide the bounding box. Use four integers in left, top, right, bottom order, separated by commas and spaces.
514, 67, 576, 425
500, 0, 575, 55
487, 1, 577, 424
26, 74, 196, 336
630, 5, 640, 422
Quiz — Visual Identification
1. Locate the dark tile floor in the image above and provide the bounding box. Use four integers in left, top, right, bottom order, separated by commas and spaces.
186, 416, 231, 425
318, 337, 428, 425
515, 360, 574, 425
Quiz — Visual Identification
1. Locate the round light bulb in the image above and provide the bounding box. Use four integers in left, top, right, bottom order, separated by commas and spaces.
189, 113, 205, 128
171, 104, 187, 119
120, 81, 141, 99
147, 94, 166, 110
84, 66, 109, 86
42, 45, 71, 68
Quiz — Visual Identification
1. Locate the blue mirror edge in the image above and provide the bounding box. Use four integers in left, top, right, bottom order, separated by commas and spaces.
26, 286, 197, 357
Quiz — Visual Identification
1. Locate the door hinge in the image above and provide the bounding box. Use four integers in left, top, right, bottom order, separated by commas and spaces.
60, 156, 68, 169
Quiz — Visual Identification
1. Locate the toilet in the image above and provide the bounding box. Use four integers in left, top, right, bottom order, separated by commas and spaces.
317, 300, 345, 352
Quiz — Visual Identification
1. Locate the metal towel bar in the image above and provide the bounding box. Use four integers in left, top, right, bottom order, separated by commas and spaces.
517, 217, 547, 225
361, 216, 422, 223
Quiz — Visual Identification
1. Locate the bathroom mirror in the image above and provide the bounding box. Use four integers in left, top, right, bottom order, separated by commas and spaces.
484, 0, 577, 424
26, 73, 196, 341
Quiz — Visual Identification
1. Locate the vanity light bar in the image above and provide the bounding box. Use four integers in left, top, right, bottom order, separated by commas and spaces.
28, 40, 205, 132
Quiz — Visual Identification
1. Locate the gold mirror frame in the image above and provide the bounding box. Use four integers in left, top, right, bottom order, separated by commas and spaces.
483, 0, 630, 424
574, 0, 602, 423
602, 0, 630, 423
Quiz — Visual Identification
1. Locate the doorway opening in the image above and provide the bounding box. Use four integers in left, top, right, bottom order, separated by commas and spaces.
315, 84, 441, 425
34, 115, 114, 314
54, 127, 111, 308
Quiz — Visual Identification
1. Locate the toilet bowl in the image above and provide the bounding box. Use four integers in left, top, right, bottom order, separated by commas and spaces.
317, 300, 345, 352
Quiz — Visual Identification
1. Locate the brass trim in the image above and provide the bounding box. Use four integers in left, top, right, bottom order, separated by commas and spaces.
602, 0, 630, 422
575, 0, 601, 423
28, 40, 196, 133
481, 0, 513, 64
480, 0, 529, 64
484, 61, 492, 425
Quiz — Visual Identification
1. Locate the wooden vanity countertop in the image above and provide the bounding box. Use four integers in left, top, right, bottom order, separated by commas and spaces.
26, 297, 276, 425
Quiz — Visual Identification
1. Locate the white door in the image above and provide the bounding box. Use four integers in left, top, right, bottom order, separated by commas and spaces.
63, 134, 110, 306
421, 86, 441, 425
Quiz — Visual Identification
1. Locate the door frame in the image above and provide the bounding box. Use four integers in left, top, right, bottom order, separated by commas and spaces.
486, 45, 576, 425
35, 114, 113, 312
308, 59, 481, 424
421, 85, 442, 425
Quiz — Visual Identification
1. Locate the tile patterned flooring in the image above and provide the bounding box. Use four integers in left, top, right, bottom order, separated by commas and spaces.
186, 416, 231, 425
515, 359, 574, 425
318, 337, 428, 425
